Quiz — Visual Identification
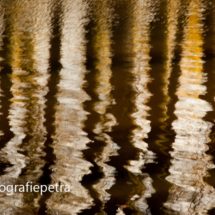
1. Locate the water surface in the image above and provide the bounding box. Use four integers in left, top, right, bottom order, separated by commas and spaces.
0, 0, 215, 214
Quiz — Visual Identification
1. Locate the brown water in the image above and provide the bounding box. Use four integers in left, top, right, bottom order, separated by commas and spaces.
0, 0, 215, 214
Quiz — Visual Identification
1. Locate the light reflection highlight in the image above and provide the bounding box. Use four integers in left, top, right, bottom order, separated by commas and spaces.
126, 0, 156, 213
0, 0, 50, 213
46, 0, 93, 214
165, 0, 215, 213
90, 0, 119, 210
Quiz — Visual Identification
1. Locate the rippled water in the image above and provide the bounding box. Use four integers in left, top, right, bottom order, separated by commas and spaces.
1, 0, 215, 214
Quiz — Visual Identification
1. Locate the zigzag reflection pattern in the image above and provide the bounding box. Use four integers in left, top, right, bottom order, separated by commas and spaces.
0, 0, 213, 214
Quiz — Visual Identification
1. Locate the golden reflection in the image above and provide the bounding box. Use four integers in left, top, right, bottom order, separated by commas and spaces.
125, 0, 156, 213
0, 1, 28, 211
166, 0, 179, 76
20, 0, 51, 211
165, 0, 215, 213
90, 0, 118, 209
46, 0, 93, 214
0, 0, 50, 213
160, 0, 180, 123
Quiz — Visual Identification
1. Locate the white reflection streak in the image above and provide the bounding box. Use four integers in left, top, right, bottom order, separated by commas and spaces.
22, 0, 50, 181
166, 0, 179, 80
0, 1, 50, 213
161, 0, 180, 120
46, 0, 93, 214
20, 0, 51, 210
91, 0, 118, 208
126, 0, 155, 213
0, 2, 33, 213
165, 0, 215, 214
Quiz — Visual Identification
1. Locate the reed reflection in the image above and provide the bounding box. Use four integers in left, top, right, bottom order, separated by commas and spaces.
161, 0, 180, 124
0, 0, 51, 213
154, 0, 180, 130
20, 0, 51, 210
165, 0, 215, 213
166, 0, 179, 77
127, 0, 156, 213
103, 0, 157, 214
90, 0, 118, 211
46, 0, 93, 214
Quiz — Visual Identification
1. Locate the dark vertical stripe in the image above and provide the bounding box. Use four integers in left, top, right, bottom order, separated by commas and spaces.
103, 1, 142, 214
0, 11, 14, 172
202, 4, 215, 215
79, 12, 105, 214
144, 1, 182, 214
38, 1, 62, 214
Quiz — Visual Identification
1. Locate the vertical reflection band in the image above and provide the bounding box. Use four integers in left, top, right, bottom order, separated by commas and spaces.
165, 0, 215, 213
127, 0, 156, 213
46, 0, 93, 214
0, 0, 50, 213
91, 0, 119, 211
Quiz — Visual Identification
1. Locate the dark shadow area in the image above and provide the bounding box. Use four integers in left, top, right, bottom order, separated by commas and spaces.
38, 1, 62, 214
79, 16, 106, 214
144, 2, 183, 214
0, 14, 15, 173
